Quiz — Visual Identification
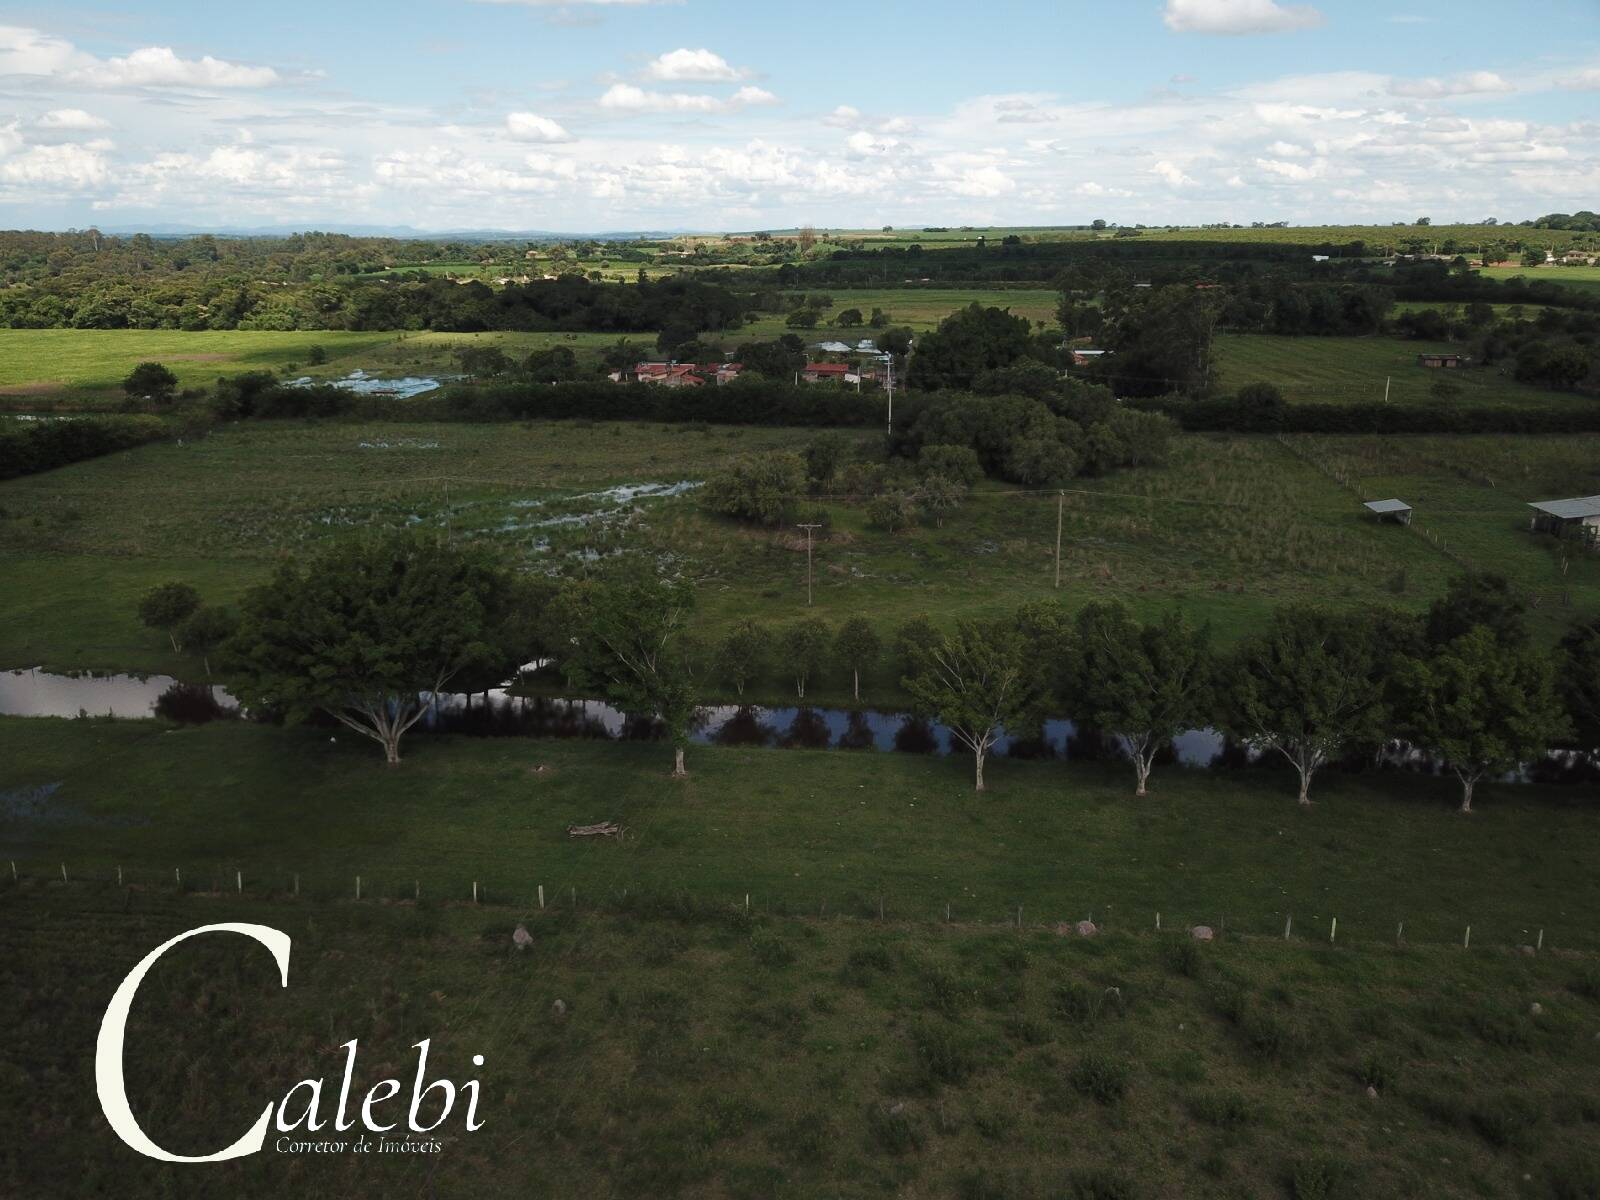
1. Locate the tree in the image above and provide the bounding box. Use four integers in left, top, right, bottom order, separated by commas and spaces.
1098, 284, 1222, 398
715, 619, 770, 697
1071, 603, 1211, 796
562, 575, 701, 777
1426, 573, 1527, 647
803, 433, 849, 492
783, 617, 831, 699
456, 345, 512, 377
701, 452, 806, 526
836, 308, 863, 328
178, 605, 238, 677
1396, 626, 1570, 812
906, 303, 1033, 391
915, 474, 967, 526
138, 582, 201, 651
834, 617, 880, 701
1223, 608, 1388, 805
123, 361, 178, 405
786, 309, 821, 330
903, 619, 1040, 791
867, 488, 920, 531
224, 537, 522, 765
1558, 617, 1600, 752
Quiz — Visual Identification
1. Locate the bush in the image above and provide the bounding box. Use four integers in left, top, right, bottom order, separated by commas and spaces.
0, 415, 168, 482
1070, 1052, 1128, 1104
1190, 1090, 1255, 1128
1287, 1154, 1348, 1200
701, 451, 806, 526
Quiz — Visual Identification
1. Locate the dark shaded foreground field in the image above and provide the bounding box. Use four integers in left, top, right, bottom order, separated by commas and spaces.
4, 883, 1600, 1199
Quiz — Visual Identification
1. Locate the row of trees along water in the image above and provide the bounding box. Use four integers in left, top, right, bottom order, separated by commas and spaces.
135, 537, 1599, 812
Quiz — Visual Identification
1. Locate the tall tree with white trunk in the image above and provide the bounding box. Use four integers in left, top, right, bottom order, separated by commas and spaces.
1071, 602, 1212, 796
903, 618, 1040, 792
1223, 608, 1388, 806
1396, 624, 1569, 813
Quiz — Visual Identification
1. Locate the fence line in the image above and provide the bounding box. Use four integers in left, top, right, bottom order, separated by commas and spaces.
0, 861, 1583, 958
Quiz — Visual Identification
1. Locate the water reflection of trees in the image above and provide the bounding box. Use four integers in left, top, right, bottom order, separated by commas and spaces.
152, 683, 236, 725
713, 707, 778, 749
838, 711, 876, 751
894, 717, 939, 755
780, 708, 832, 750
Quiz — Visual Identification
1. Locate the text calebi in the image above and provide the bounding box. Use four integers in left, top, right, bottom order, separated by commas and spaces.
95, 922, 486, 1163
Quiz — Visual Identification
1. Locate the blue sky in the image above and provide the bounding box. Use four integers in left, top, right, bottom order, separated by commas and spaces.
0, 0, 1597, 231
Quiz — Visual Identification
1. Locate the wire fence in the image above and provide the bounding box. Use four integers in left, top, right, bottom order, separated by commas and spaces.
3, 858, 1589, 958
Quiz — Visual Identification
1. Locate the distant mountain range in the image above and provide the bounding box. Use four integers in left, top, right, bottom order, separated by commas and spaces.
90, 223, 696, 241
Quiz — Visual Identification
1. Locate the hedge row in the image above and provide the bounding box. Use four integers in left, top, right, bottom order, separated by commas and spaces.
1132, 398, 1600, 435
0, 415, 170, 481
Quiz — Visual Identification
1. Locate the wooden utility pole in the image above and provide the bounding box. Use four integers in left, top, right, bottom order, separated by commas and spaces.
797, 523, 822, 605
1053, 491, 1064, 589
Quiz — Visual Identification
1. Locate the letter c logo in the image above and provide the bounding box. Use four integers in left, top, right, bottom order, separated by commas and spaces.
96, 922, 291, 1162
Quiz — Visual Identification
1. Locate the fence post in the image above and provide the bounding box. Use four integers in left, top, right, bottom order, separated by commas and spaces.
473, 881, 479, 904
117, 866, 123, 887
1330, 917, 1337, 944
1537, 928, 1544, 952
60, 863, 67, 884
175, 867, 181, 888
1155, 911, 1160, 931
415, 880, 420, 901
538, 885, 545, 910
356, 875, 361, 901
1463, 925, 1471, 949
1284, 914, 1292, 940
236, 870, 242, 894
8, 861, 14, 883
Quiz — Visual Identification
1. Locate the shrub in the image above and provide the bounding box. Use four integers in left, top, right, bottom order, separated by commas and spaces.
1190, 1090, 1255, 1128
911, 1023, 981, 1085
1070, 1052, 1128, 1104
701, 451, 806, 526
1162, 938, 1203, 978
1287, 1154, 1348, 1200
1358, 1051, 1398, 1092
865, 1103, 924, 1155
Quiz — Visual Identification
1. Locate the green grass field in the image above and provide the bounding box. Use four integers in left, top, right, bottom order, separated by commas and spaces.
736, 288, 1060, 340
10, 879, 1600, 1199
3, 422, 1598, 677
1212, 333, 1592, 409
1479, 265, 1600, 297
0, 329, 402, 405
5, 719, 1597, 948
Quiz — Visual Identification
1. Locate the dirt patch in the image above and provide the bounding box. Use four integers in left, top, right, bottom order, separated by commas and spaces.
162, 353, 235, 363
0, 381, 66, 396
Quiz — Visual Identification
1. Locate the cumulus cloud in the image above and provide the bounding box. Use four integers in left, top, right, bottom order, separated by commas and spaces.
598, 82, 778, 113
0, 141, 111, 187
1555, 67, 1600, 91
644, 48, 748, 82
506, 112, 574, 142
34, 108, 111, 131
1152, 159, 1197, 186
1388, 71, 1513, 99
1163, 0, 1323, 35
823, 105, 862, 128
0, 25, 281, 89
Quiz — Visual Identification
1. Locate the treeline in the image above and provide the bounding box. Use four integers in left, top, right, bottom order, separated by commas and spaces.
0, 414, 170, 481
181, 535, 1598, 805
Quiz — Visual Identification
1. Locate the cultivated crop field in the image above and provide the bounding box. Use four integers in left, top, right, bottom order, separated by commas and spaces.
0, 329, 402, 406
1212, 333, 1592, 408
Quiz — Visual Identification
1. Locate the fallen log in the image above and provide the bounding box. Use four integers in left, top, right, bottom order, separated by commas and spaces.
567, 821, 624, 839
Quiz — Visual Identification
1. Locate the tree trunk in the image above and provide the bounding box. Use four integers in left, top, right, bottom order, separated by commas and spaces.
1458, 770, 1477, 813
796, 675, 806, 700
1296, 763, 1313, 806
1134, 756, 1151, 797
672, 746, 687, 778
168, 632, 179, 652
974, 748, 986, 792
383, 732, 402, 765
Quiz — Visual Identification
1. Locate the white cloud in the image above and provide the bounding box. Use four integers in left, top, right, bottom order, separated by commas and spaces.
1163, 0, 1323, 35
1152, 159, 1197, 186
34, 108, 111, 131
0, 25, 281, 89
0, 141, 111, 187
598, 82, 777, 113
1556, 67, 1600, 91
1388, 71, 1513, 99
506, 112, 574, 142
824, 105, 862, 128
644, 48, 747, 82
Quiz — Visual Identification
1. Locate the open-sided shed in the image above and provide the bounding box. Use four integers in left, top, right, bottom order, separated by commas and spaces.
1363, 498, 1413, 526
1529, 495, 1600, 546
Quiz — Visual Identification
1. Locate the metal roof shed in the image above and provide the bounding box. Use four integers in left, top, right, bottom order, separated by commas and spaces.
1363, 498, 1413, 525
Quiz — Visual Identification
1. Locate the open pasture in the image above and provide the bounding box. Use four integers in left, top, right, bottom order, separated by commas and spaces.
735, 287, 1060, 340
0, 329, 400, 407
1212, 333, 1592, 409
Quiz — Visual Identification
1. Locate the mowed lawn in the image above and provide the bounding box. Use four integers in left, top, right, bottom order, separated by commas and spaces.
1212, 333, 1590, 408
0, 328, 402, 404
5, 718, 1598, 950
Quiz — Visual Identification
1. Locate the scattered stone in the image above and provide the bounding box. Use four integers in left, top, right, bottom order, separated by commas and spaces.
1366, 1086, 1379, 1100
512, 923, 532, 951
551, 998, 567, 1017
1519, 944, 1536, 957
1530, 1002, 1543, 1016
888, 1102, 905, 1116
1191, 925, 1214, 942
1076, 920, 1098, 937
1054, 922, 1072, 937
